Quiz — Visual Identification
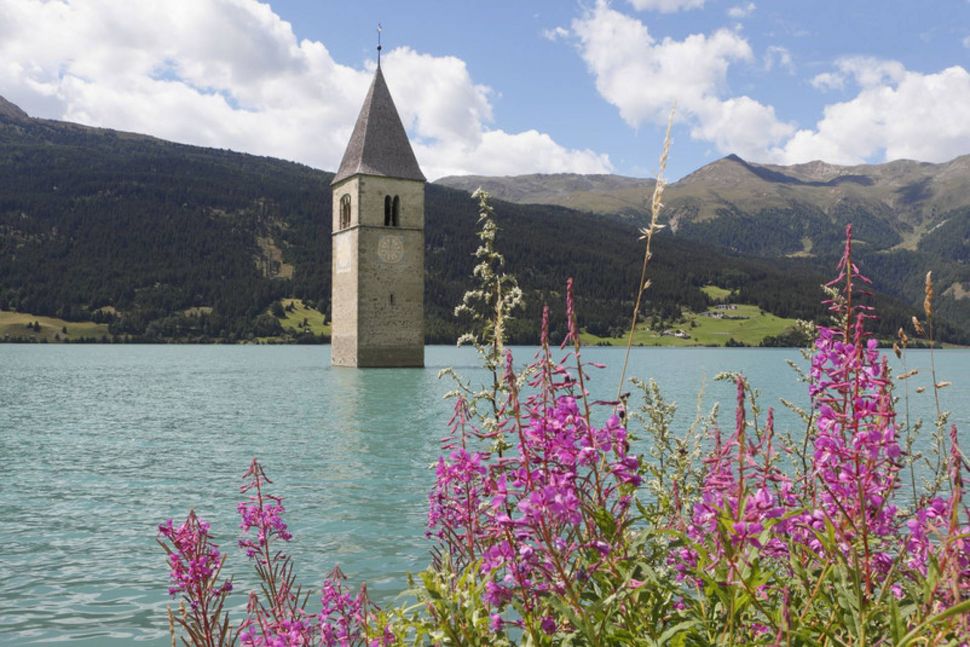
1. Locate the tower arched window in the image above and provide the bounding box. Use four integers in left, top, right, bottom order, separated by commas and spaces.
392, 195, 400, 227
339, 194, 351, 229
384, 195, 392, 226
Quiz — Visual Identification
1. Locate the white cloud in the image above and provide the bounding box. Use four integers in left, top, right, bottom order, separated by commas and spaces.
626, 0, 705, 13
413, 130, 612, 179
962, 34, 970, 48
727, 3, 756, 19
572, 4, 970, 168
814, 57, 905, 93
0, 0, 611, 179
782, 61, 970, 164
811, 72, 844, 91
572, 1, 794, 159
832, 56, 906, 87
542, 26, 570, 41
763, 46, 794, 74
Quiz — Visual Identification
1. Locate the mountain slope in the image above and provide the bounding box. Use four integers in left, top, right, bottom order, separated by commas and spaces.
0, 98, 963, 344
436, 173, 657, 217
0, 100, 765, 343
438, 154, 970, 337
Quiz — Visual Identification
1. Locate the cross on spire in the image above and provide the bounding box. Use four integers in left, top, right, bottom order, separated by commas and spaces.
377, 23, 382, 66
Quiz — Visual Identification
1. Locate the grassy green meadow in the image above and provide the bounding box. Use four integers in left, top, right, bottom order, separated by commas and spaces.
0, 311, 110, 342
581, 302, 799, 347
275, 299, 331, 336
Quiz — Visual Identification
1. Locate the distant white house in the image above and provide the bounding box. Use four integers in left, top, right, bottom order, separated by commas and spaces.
662, 329, 691, 339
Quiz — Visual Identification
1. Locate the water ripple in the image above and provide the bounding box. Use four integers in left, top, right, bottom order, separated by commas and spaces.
0, 345, 966, 644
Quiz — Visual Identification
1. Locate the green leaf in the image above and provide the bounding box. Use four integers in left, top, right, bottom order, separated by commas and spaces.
898, 598, 970, 646
591, 505, 618, 539
657, 619, 699, 644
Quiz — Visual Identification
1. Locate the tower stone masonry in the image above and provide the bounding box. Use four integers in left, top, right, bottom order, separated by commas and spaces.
330, 64, 425, 367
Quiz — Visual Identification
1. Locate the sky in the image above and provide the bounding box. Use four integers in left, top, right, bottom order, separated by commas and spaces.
1, 0, 968, 180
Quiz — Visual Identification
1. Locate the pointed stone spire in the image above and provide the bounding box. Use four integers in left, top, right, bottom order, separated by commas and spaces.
332, 66, 425, 185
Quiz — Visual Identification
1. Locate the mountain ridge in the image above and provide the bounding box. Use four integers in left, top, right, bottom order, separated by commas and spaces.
1, 95, 966, 343
437, 151, 970, 226
436, 150, 970, 331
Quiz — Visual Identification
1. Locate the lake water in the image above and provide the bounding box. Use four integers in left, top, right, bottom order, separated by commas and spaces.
1, 345, 967, 645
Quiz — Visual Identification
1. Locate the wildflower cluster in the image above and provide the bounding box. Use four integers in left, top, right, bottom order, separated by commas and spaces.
159, 460, 389, 647
160, 217, 970, 644
319, 568, 392, 647
904, 424, 970, 606
238, 459, 292, 560
666, 225, 970, 642
157, 511, 234, 646
428, 282, 643, 640
235, 458, 315, 646
674, 381, 794, 584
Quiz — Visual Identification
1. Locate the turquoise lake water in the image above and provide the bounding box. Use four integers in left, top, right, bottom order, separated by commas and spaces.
1, 345, 967, 644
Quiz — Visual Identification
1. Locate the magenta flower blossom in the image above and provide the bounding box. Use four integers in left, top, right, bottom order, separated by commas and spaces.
672, 377, 796, 584
672, 224, 969, 633
905, 425, 970, 607
239, 458, 293, 561
157, 510, 234, 645
236, 459, 315, 646
318, 568, 391, 647
158, 511, 233, 602
428, 280, 642, 635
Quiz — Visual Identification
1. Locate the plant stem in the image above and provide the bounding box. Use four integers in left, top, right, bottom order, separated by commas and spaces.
616, 107, 674, 400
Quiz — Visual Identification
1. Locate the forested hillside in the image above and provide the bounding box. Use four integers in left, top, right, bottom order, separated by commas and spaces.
0, 98, 963, 344
440, 154, 970, 339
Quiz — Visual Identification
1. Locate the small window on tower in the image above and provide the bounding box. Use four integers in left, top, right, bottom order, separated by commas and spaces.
389, 293, 395, 306
392, 195, 400, 227
339, 194, 351, 229
384, 195, 392, 226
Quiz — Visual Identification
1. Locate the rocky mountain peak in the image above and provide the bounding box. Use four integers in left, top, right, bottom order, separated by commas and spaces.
0, 96, 30, 122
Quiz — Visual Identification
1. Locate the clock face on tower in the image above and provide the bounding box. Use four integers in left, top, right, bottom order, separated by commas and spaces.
377, 234, 404, 264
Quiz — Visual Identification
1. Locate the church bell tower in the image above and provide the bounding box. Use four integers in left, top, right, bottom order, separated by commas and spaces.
330, 62, 425, 367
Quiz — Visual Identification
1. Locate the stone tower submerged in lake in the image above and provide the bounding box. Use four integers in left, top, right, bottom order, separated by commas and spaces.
330, 63, 425, 367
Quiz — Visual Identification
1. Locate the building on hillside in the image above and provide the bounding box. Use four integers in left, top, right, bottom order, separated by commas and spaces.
330, 60, 425, 367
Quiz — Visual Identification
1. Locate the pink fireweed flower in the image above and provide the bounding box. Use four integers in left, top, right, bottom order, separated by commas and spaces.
673, 225, 969, 624
428, 295, 643, 625
672, 377, 797, 582
427, 448, 488, 564
318, 569, 372, 646
239, 585, 316, 647
805, 236, 903, 588
158, 511, 233, 603
239, 458, 293, 560
905, 426, 970, 602
563, 278, 578, 347
157, 510, 234, 646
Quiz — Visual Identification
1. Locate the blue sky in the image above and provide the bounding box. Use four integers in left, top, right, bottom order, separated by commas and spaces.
1, 0, 968, 179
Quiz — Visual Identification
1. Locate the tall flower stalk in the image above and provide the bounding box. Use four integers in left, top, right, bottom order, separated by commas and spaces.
452, 188, 524, 440
160, 460, 389, 647
666, 225, 969, 642
236, 458, 314, 645
429, 280, 642, 643
158, 511, 235, 647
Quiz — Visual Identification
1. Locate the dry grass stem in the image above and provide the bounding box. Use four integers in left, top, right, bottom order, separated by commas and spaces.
912, 316, 926, 337
617, 106, 674, 399
924, 271, 934, 319
167, 605, 176, 647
